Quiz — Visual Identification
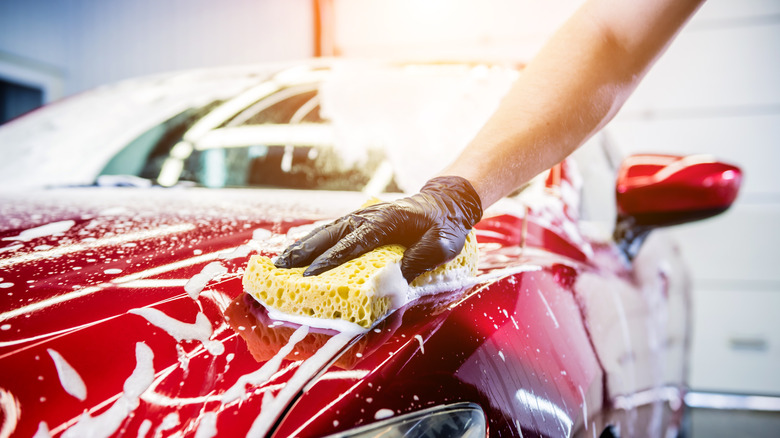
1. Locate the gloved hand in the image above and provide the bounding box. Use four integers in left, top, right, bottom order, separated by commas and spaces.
274, 176, 483, 283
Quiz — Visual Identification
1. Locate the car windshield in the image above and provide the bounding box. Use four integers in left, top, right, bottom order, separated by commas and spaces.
97, 79, 402, 192
0, 62, 518, 193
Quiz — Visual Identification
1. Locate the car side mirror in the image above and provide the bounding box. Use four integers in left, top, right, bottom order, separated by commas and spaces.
613, 154, 742, 259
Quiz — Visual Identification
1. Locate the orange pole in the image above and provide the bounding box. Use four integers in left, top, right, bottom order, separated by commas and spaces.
312, 0, 336, 57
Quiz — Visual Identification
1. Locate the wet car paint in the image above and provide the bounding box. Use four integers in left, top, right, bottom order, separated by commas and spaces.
0, 181, 688, 437
275, 267, 604, 437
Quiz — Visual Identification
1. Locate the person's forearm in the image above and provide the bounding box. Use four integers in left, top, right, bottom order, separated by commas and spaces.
441, 0, 705, 209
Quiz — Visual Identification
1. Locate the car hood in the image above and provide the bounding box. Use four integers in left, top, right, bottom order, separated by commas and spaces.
0, 186, 603, 437
0, 187, 396, 436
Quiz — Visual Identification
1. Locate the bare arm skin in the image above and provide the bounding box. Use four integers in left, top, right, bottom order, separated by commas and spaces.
441, 0, 706, 209
277, 0, 707, 281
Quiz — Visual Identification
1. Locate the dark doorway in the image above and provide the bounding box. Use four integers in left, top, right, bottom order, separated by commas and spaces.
0, 78, 44, 124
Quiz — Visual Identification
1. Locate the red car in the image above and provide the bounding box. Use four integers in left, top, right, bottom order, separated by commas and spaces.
0, 61, 740, 437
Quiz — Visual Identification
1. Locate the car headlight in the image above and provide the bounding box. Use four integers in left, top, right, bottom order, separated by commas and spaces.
326, 402, 486, 438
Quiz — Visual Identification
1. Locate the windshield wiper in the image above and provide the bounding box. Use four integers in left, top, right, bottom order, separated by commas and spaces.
95, 174, 153, 188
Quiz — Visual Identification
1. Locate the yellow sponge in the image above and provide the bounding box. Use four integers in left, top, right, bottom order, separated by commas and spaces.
243, 232, 478, 329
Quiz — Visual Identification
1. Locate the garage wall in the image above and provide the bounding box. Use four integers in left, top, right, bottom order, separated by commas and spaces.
62, 0, 313, 95
0, 0, 313, 97
331, 0, 583, 61
606, 0, 780, 396
0, 1, 68, 102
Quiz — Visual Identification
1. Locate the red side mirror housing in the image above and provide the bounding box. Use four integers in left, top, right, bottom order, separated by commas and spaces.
616, 154, 742, 227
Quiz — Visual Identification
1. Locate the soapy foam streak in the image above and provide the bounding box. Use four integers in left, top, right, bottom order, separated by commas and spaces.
414, 335, 425, 354
263, 304, 370, 335
33, 422, 51, 438
0, 389, 21, 438
0, 224, 195, 269
0, 244, 23, 253
475, 265, 542, 283
47, 349, 87, 401
375, 408, 394, 419
137, 420, 152, 438
185, 262, 228, 299
221, 325, 309, 404
219, 245, 253, 260
61, 343, 154, 438
408, 265, 480, 301
2, 220, 75, 242
246, 332, 353, 438
129, 308, 224, 356
194, 412, 218, 438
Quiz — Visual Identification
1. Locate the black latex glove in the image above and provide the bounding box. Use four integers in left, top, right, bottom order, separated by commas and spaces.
274, 176, 483, 283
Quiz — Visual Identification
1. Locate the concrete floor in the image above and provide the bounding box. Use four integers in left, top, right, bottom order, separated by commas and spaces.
689, 408, 780, 438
